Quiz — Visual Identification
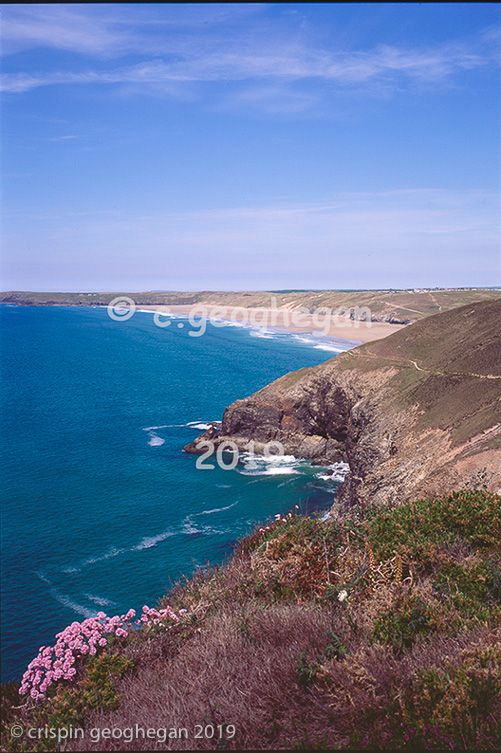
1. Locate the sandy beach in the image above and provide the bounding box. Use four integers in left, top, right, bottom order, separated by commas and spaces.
135, 303, 404, 344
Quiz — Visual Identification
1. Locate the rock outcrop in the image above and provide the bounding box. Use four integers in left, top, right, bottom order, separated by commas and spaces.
184, 300, 501, 511
183, 423, 220, 454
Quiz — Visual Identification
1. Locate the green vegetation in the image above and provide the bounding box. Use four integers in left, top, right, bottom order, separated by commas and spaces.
2, 653, 132, 752
366, 489, 500, 560
2, 490, 500, 750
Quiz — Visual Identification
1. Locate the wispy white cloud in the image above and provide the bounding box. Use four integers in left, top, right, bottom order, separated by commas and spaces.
1, 40, 495, 94
0, 5, 134, 57
1, 4, 499, 108
0, 4, 265, 57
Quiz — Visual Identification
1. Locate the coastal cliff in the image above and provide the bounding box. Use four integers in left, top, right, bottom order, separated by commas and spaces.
186, 299, 501, 510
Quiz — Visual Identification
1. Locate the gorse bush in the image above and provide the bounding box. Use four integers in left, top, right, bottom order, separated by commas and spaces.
433, 557, 501, 621
365, 489, 501, 565
371, 594, 436, 653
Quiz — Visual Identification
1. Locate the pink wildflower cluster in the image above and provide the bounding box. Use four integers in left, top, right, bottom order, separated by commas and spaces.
137, 604, 187, 627
258, 509, 295, 534
20, 604, 184, 703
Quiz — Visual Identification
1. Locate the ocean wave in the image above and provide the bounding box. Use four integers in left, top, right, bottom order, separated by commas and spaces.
136, 310, 191, 320
290, 333, 358, 353
186, 420, 219, 427
314, 344, 343, 353
36, 572, 98, 619
142, 422, 217, 431
249, 330, 274, 339
147, 431, 165, 447
292, 335, 317, 344
180, 516, 225, 536
239, 452, 299, 465
331, 461, 350, 473
317, 461, 350, 483
240, 466, 299, 476
50, 590, 96, 619
237, 451, 304, 476
60, 546, 125, 574
83, 593, 115, 607
35, 570, 51, 585
134, 530, 175, 551
180, 521, 203, 535
197, 501, 238, 515
81, 547, 126, 567
213, 319, 247, 328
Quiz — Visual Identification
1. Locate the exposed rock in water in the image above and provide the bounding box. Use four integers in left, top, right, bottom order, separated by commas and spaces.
184, 300, 501, 512
183, 424, 220, 454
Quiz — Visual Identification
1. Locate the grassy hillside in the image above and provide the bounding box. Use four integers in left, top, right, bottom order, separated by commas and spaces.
2, 490, 500, 751
338, 298, 501, 448
216, 300, 501, 508
1, 289, 500, 324
359, 297, 501, 376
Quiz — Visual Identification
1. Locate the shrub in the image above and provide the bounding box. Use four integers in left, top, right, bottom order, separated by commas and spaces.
371, 594, 438, 654
366, 490, 500, 568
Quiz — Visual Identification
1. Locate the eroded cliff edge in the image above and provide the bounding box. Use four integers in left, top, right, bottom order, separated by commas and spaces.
185, 300, 501, 511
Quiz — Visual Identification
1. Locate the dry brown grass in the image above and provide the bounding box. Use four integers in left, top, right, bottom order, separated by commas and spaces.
66, 602, 341, 751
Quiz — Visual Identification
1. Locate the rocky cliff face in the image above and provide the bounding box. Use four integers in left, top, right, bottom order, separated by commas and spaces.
184, 300, 501, 511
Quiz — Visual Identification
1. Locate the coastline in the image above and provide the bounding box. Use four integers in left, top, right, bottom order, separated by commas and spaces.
1, 305, 356, 684
135, 303, 405, 345
1, 302, 404, 346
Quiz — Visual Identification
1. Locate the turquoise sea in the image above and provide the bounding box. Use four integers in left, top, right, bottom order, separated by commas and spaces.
0, 305, 350, 682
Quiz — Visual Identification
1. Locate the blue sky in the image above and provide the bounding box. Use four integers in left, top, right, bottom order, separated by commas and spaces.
1, 2, 500, 291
